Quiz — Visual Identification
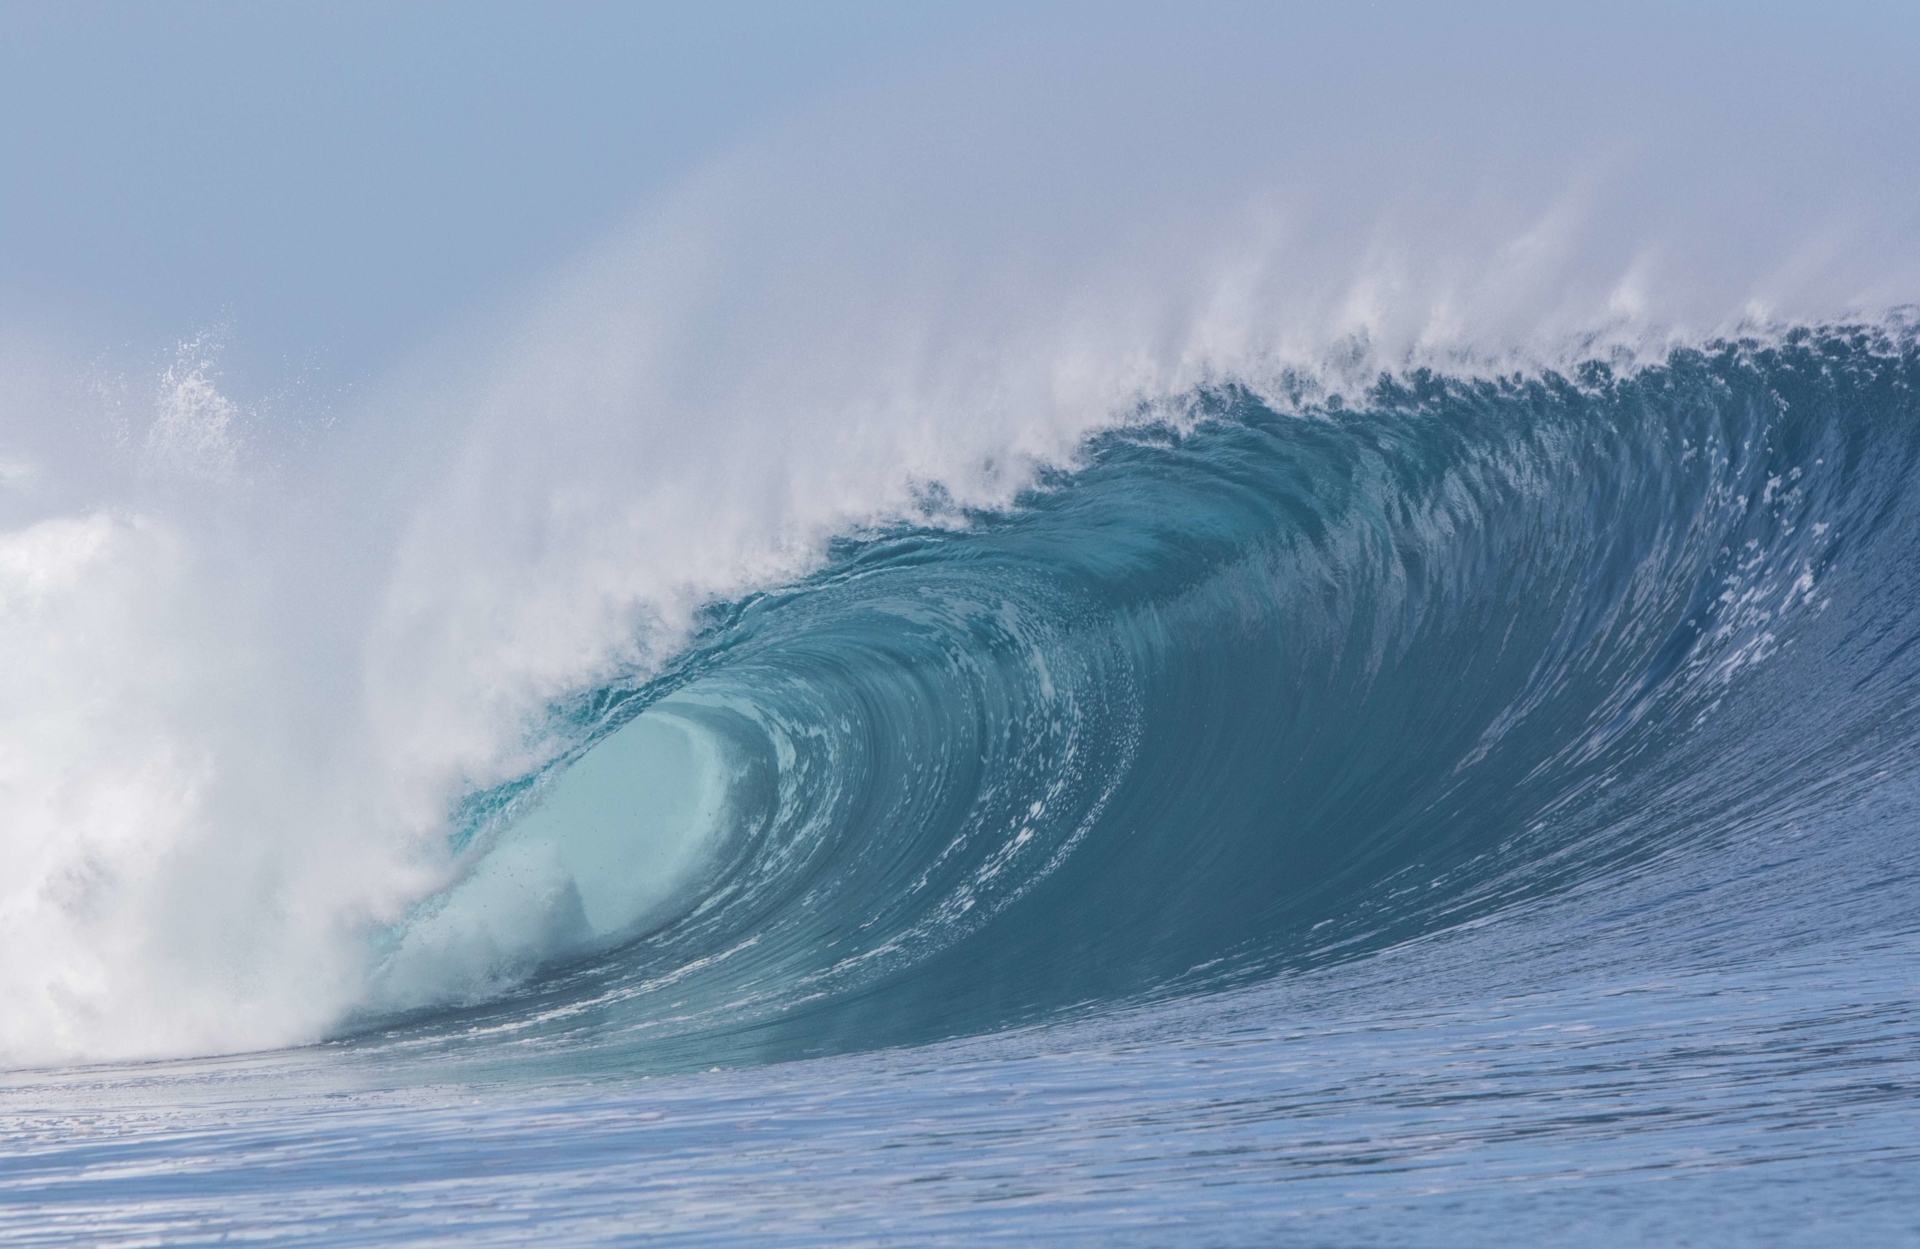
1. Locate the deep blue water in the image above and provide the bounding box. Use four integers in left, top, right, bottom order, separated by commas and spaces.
5, 327, 1920, 1244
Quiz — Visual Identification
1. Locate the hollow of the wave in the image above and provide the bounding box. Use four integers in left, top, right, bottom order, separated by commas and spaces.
373, 709, 731, 1009
511, 710, 730, 935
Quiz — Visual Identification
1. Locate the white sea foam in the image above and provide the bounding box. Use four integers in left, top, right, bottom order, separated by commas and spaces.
2, 5, 1917, 1066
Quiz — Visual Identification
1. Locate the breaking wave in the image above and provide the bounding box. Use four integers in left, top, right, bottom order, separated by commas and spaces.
354, 324, 1920, 1071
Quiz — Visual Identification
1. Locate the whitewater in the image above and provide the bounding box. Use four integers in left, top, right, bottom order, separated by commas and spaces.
4, 4, 1920, 1243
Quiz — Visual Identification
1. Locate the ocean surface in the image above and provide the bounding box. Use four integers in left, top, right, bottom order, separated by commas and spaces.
5, 327, 1919, 1243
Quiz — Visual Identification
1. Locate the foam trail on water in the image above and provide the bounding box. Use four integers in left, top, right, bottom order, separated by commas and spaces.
2, 3, 1919, 1066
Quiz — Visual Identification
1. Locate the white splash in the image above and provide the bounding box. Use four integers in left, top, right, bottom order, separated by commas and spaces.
139, 335, 248, 482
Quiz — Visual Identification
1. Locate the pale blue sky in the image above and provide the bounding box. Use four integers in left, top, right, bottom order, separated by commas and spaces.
0, 2, 1017, 380
3, 1, 1916, 396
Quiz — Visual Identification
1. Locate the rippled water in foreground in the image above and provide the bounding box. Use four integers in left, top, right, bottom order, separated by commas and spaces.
6, 924, 1917, 1245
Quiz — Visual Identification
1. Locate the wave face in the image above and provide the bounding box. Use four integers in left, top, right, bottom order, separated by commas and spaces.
339, 324, 1920, 1074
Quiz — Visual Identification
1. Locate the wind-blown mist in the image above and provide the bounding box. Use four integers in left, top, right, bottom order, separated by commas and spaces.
2, 2, 1917, 1069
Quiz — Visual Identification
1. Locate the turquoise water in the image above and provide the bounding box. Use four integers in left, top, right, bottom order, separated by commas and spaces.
5, 328, 1920, 1242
